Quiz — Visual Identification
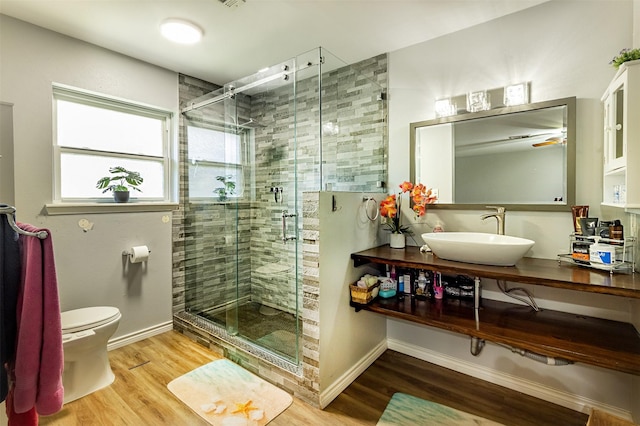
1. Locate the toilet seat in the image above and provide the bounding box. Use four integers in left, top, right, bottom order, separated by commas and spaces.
62, 306, 121, 333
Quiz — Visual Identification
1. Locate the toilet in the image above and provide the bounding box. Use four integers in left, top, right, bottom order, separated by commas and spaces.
61, 306, 121, 403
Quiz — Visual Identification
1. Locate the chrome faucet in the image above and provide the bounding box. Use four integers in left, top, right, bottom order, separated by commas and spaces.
481, 206, 506, 235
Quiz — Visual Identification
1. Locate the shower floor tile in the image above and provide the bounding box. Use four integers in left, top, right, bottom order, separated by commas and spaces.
200, 301, 300, 359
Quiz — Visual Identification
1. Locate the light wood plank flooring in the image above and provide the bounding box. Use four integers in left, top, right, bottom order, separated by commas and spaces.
39, 331, 588, 425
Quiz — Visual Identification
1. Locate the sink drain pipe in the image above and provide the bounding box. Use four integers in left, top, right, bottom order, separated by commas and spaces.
504, 344, 573, 366
469, 337, 573, 366
470, 336, 485, 356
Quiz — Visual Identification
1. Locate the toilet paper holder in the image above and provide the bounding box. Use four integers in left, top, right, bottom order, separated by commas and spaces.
121, 248, 152, 256
122, 246, 151, 264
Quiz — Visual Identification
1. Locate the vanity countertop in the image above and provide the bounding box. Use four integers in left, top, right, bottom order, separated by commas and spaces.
351, 245, 640, 299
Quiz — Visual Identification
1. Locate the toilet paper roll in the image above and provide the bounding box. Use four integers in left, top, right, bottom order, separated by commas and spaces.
129, 245, 150, 263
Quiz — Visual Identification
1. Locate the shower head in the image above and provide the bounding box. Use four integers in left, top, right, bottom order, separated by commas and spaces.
238, 118, 266, 128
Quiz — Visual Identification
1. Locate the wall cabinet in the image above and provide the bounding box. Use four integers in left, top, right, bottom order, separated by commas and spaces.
602, 59, 640, 208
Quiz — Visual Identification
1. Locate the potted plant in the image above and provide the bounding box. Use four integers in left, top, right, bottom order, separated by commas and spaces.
610, 48, 640, 69
380, 181, 437, 248
96, 166, 143, 203
214, 175, 236, 202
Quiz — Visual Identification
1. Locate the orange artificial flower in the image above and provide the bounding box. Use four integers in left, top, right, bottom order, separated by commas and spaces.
379, 181, 437, 234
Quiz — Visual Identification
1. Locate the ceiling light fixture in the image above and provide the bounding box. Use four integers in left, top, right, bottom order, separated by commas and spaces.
160, 19, 203, 44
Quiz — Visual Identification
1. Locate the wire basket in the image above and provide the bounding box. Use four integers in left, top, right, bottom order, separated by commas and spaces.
350, 282, 380, 304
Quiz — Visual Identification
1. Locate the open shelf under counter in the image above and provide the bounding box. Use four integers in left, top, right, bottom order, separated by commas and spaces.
357, 296, 640, 376
351, 244, 640, 376
351, 245, 640, 299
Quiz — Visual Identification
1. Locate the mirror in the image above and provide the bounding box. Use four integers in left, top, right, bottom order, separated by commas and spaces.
410, 97, 575, 211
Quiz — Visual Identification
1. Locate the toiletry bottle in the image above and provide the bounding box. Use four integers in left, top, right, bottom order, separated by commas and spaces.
434, 272, 444, 300
398, 275, 405, 300
609, 220, 624, 245
403, 272, 411, 297
433, 222, 445, 233
417, 271, 427, 298
406, 271, 414, 297
390, 265, 397, 282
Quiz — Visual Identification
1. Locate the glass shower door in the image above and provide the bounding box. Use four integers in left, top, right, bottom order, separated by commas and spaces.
230, 58, 301, 362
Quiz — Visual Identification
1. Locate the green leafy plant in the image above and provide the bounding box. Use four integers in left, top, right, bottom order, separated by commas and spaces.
96, 166, 143, 193
214, 175, 236, 201
610, 48, 640, 69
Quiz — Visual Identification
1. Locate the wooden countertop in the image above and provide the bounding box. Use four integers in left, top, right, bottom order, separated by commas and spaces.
351, 245, 640, 299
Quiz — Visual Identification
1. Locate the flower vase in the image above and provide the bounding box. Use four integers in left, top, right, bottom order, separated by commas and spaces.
389, 233, 406, 249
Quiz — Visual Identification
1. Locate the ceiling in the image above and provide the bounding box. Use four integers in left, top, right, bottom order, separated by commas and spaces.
0, 0, 548, 85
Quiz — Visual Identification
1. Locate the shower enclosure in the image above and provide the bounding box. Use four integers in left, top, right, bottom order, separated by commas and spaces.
177, 47, 386, 365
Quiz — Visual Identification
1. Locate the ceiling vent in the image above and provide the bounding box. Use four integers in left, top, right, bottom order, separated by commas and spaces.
219, 0, 245, 8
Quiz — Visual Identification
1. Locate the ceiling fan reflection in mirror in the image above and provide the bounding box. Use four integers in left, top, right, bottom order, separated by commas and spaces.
532, 136, 566, 148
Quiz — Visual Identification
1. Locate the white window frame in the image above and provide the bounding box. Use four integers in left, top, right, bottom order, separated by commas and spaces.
51, 84, 174, 205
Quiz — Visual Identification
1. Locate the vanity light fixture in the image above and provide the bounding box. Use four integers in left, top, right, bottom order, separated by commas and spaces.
435, 98, 457, 118
466, 90, 491, 113
504, 82, 530, 106
160, 19, 203, 44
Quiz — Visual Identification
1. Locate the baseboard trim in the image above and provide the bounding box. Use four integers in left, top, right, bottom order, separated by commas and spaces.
319, 339, 388, 409
387, 338, 633, 420
107, 321, 173, 351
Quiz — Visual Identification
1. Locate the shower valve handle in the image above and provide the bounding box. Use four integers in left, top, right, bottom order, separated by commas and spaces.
281, 210, 297, 243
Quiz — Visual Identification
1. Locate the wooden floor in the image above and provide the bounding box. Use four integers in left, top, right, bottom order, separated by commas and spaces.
40, 331, 588, 425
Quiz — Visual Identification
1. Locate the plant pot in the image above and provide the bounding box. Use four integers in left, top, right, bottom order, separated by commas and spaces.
113, 191, 130, 203
389, 233, 406, 249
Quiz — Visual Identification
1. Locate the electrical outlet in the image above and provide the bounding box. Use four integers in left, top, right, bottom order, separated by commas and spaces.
432, 188, 439, 198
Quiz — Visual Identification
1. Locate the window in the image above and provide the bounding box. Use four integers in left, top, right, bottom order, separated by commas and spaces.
53, 85, 173, 202
187, 124, 244, 200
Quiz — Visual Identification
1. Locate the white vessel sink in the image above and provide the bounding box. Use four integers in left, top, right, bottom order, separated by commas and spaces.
422, 232, 535, 266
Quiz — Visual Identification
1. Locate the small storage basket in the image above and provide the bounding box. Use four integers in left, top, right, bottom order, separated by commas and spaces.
350, 282, 380, 304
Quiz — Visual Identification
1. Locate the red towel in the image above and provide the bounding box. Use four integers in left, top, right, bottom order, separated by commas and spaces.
10, 223, 63, 416
6, 387, 37, 426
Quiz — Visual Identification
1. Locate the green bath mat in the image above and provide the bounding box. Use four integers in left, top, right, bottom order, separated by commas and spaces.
168, 359, 292, 425
377, 392, 504, 426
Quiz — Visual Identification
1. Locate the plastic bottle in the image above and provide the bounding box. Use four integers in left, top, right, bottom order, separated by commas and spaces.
404, 272, 413, 297
417, 271, 427, 297
434, 272, 444, 299
398, 275, 405, 300
390, 265, 397, 281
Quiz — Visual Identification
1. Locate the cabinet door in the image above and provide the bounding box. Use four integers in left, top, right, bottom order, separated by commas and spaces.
603, 73, 626, 173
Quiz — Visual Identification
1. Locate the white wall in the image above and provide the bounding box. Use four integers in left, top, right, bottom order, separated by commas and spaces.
318, 192, 387, 407
0, 15, 177, 342
388, 0, 638, 419
0, 103, 15, 205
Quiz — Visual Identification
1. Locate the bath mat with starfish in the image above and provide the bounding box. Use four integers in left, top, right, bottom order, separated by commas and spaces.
168, 359, 292, 425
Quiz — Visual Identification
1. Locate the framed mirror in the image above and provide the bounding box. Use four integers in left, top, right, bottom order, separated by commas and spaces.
410, 97, 576, 211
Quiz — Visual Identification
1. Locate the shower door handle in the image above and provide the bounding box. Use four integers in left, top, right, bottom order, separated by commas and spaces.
281, 210, 297, 243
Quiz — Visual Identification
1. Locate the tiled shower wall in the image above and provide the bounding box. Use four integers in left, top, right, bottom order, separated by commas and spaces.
172, 52, 387, 404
